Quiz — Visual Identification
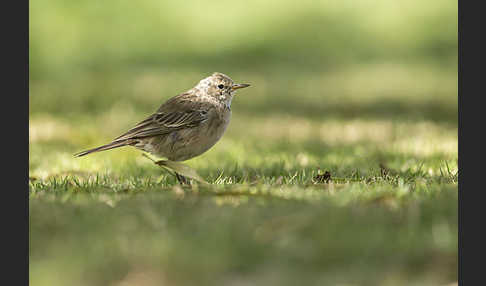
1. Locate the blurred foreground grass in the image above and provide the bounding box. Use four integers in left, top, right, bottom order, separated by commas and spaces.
30, 0, 457, 285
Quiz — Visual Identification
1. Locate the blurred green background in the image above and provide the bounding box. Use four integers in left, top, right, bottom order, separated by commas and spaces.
29, 0, 457, 121
30, 0, 457, 285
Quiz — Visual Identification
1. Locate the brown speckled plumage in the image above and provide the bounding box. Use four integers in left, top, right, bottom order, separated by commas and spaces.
75, 72, 250, 165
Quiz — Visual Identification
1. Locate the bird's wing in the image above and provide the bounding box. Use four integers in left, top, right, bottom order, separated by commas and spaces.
113, 93, 210, 141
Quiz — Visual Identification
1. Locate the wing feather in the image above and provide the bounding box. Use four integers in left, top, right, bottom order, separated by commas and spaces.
113, 93, 210, 141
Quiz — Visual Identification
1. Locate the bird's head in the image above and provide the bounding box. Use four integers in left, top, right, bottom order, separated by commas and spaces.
194, 72, 250, 106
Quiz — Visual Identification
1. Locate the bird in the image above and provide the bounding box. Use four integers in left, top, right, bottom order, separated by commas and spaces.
74, 72, 250, 184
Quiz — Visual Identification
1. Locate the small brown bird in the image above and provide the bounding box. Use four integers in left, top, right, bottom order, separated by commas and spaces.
75, 72, 250, 184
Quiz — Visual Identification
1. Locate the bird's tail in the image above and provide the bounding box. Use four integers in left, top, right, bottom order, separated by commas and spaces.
74, 140, 132, 157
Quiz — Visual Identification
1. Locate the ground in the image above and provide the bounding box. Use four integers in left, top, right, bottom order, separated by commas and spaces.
29, 63, 457, 286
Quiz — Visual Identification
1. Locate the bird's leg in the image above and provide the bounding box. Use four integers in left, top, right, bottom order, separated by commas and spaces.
175, 173, 183, 184
142, 153, 203, 185
175, 172, 191, 185
142, 153, 161, 164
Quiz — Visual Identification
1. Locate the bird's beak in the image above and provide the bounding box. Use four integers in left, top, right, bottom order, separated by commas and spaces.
231, 83, 250, 90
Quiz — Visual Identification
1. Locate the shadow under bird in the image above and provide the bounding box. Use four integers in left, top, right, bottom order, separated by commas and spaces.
75, 72, 250, 184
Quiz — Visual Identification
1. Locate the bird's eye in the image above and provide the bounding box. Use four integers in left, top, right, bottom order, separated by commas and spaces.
217, 84, 224, 89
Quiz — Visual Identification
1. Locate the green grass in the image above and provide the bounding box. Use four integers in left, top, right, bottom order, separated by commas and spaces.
30, 185, 456, 286
30, 0, 457, 285
29, 67, 457, 286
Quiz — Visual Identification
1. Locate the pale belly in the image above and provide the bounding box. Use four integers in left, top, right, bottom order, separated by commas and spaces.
141, 110, 231, 161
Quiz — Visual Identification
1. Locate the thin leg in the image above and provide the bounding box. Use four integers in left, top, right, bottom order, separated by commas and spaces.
175, 172, 191, 185
142, 153, 197, 185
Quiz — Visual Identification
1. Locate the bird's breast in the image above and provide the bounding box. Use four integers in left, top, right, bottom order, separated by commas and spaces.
206, 107, 231, 139
164, 107, 230, 161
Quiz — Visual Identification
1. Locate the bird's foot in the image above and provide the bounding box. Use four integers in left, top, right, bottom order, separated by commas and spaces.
142, 153, 208, 185
175, 173, 191, 185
